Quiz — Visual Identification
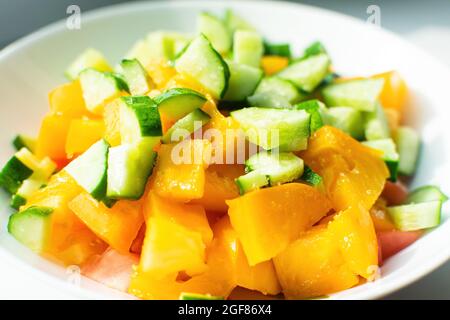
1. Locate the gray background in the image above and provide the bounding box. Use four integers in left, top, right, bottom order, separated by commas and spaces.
0, 0, 449, 300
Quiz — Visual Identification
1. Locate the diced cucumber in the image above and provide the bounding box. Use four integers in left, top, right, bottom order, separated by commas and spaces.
119, 96, 162, 145
15, 149, 56, 180
8, 206, 53, 252
247, 77, 303, 108
294, 99, 327, 133
224, 9, 255, 34
264, 42, 291, 58
125, 40, 154, 69
10, 194, 27, 210
65, 139, 109, 202
322, 78, 384, 112
146, 31, 191, 62
161, 109, 211, 144
277, 53, 330, 92
107, 140, 157, 200
154, 88, 206, 120
301, 166, 323, 187
364, 103, 390, 140
362, 138, 399, 181
79, 68, 128, 114
65, 48, 112, 80
233, 30, 263, 68
12, 135, 36, 153
407, 186, 448, 204
303, 41, 327, 58
197, 12, 231, 54
326, 107, 364, 140
0, 155, 33, 194
120, 59, 154, 95
395, 126, 421, 176
179, 292, 224, 300
246, 151, 304, 186
235, 170, 269, 195
387, 201, 442, 231
223, 61, 263, 101
175, 35, 230, 99
230, 107, 310, 151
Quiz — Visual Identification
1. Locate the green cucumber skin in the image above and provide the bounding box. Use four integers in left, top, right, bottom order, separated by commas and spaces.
301, 166, 323, 187
264, 42, 291, 58
0, 156, 33, 194
122, 96, 162, 137
362, 138, 399, 182
12, 135, 36, 153
387, 201, 442, 231
395, 127, 421, 176
294, 99, 327, 133
303, 41, 327, 58
161, 109, 211, 144
154, 88, 207, 120
407, 186, 448, 204
10, 194, 27, 210
235, 171, 269, 195
120, 59, 152, 95
8, 206, 53, 252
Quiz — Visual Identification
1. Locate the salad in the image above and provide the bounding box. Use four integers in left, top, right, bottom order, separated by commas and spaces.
0, 9, 448, 300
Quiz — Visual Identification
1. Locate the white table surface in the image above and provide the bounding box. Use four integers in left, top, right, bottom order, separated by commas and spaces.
1, 0, 450, 300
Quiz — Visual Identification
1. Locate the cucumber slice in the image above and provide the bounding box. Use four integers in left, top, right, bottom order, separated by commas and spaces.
65, 139, 109, 202
0, 155, 33, 194
119, 96, 162, 145
395, 126, 421, 176
277, 53, 330, 92
294, 99, 327, 133
146, 31, 191, 61
301, 166, 323, 187
327, 107, 365, 140
387, 201, 442, 231
264, 42, 291, 58
12, 179, 46, 209
65, 48, 112, 80
303, 41, 327, 58
247, 77, 303, 108
15, 149, 55, 180
246, 151, 304, 186
230, 107, 310, 151
235, 170, 269, 195
322, 78, 384, 112
175, 35, 230, 99
125, 40, 154, 69
179, 292, 224, 300
364, 103, 391, 140
12, 135, 36, 153
120, 59, 154, 95
224, 9, 255, 33
407, 186, 448, 204
107, 140, 157, 200
10, 194, 27, 210
161, 109, 211, 144
197, 12, 231, 54
154, 88, 206, 120
223, 61, 263, 101
233, 30, 263, 68
362, 138, 399, 181
8, 206, 53, 252
79, 68, 128, 114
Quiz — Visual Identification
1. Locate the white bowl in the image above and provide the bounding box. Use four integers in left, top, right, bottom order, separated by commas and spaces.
0, 0, 449, 300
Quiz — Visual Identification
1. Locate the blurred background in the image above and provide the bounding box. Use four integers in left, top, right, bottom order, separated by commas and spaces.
0, 0, 449, 299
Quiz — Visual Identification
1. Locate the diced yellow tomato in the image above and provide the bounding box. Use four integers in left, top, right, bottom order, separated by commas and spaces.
274, 225, 359, 299
139, 192, 212, 277
227, 183, 332, 266
191, 164, 244, 212
149, 139, 211, 201
128, 216, 238, 300
103, 99, 121, 147
24, 171, 107, 265
384, 108, 400, 132
328, 205, 379, 280
130, 224, 146, 255
261, 56, 289, 75
370, 198, 396, 232
68, 193, 144, 254
48, 80, 91, 118
163, 73, 213, 98
145, 58, 177, 90
228, 287, 283, 300
65, 119, 105, 158
300, 126, 389, 211
372, 71, 408, 119
36, 114, 72, 163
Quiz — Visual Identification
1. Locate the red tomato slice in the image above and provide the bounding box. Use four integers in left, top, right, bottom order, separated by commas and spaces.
377, 230, 422, 260
382, 181, 409, 206
82, 248, 139, 292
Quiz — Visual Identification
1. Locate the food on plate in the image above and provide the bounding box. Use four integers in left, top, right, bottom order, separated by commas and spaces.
0, 9, 447, 300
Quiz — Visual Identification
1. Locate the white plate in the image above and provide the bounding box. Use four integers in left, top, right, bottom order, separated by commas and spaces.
0, 0, 449, 300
